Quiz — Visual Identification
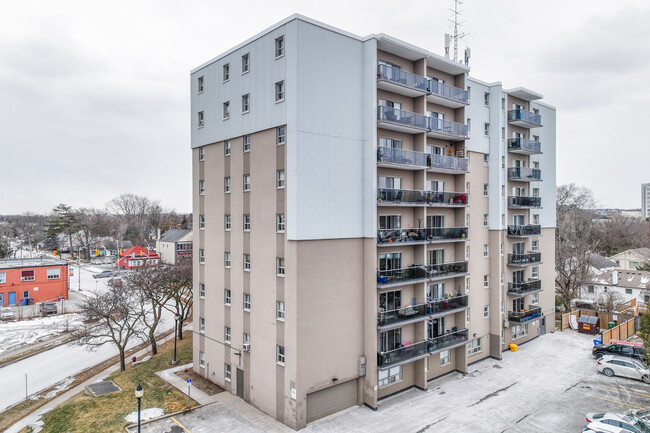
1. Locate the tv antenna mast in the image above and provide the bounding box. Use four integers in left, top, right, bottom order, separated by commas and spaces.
445, 0, 470, 64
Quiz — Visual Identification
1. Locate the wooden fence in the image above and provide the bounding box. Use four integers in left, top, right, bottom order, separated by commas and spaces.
561, 309, 637, 332
601, 319, 636, 345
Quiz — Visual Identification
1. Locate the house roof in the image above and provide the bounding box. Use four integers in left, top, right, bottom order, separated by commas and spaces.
588, 253, 617, 270
590, 270, 650, 290
119, 245, 158, 258
159, 229, 192, 243
609, 248, 650, 261
0, 257, 68, 270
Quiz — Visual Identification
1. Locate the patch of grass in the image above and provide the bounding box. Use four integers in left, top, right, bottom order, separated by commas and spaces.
39, 332, 196, 433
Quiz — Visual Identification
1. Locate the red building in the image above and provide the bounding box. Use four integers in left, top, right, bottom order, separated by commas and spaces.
0, 258, 69, 306
116, 246, 160, 269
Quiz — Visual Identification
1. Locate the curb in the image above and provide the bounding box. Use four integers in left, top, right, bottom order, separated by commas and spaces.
124, 402, 211, 433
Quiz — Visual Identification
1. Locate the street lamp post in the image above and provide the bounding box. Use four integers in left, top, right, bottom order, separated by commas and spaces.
135, 383, 143, 433
172, 314, 180, 365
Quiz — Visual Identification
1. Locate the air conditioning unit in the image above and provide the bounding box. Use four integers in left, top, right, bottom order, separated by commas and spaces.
503, 319, 509, 328
243, 342, 250, 351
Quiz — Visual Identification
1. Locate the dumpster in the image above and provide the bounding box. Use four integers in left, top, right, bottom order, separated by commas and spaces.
608, 322, 615, 329
593, 337, 602, 346
509, 344, 518, 352
20, 298, 28, 306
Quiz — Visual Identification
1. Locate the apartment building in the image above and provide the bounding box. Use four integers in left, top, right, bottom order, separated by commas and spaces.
191, 15, 556, 430
642, 183, 650, 219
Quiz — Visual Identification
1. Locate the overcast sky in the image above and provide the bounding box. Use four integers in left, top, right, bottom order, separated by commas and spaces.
1, 0, 648, 214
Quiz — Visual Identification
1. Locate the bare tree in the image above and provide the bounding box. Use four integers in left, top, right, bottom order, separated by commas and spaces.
162, 259, 193, 340
107, 194, 160, 245
595, 290, 624, 313
73, 284, 144, 371
76, 208, 119, 259
590, 216, 650, 257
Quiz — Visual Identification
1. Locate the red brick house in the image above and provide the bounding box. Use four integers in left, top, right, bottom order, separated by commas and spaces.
0, 258, 69, 306
116, 246, 160, 269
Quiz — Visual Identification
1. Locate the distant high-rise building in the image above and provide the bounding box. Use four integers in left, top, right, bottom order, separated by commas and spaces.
642, 183, 650, 219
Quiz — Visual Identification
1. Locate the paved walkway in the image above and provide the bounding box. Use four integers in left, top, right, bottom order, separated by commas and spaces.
155, 363, 220, 405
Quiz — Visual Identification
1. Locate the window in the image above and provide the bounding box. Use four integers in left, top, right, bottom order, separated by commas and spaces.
199, 147, 205, 161
467, 86, 471, 100
502, 156, 505, 168
483, 184, 488, 197
587, 285, 595, 294
224, 140, 231, 155
243, 332, 250, 347
500, 243, 504, 256
501, 300, 505, 313
501, 127, 505, 139
532, 293, 539, 304
532, 266, 539, 278
223, 101, 230, 119
0, 272, 5, 283
224, 289, 231, 305
483, 214, 488, 227
242, 94, 250, 113
242, 53, 250, 73
23, 290, 29, 298
199, 351, 205, 368
466, 277, 470, 292
501, 97, 505, 111
47, 268, 60, 279
275, 36, 284, 58
466, 308, 471, 324
243, 254, 251, 271
243, 174, 250, 191
277, 214, 285, 232
533, 161, 540, 169
276, 126, 286, 145
483, 275, 489, 288
484, 305, 489, 318
243, 135, 250, 152
467, 118, 471, 133
484, 92, 489, 106
378, 366, 402, 388
224, 326, 231, 343
626, 288, 633, 295
466, 182, 470, 194
199, 283, 205, 298
224, 252, 231, 268
199, 249, 205, 264
223, 63, 230, 82
512, 324, 528, 339
198, 111, 204, 128
466, 245, 470, 260
440, 350, 451, 365
21, 270, 35, 281
532, 240, 539, 252
243, 214, 251, 231
197, 76, 204, 93
224, 214, 231, 231
199, 180, 205, 195
199, 215, 205, 229
468, 338, 482, 355
277, 345, 285, 365
484, 123, 489, 136
483, 154, 488, 166
224, 363, 231, 381
275, 81, 284, 102
500, 272, 504, 285
532, 188, 540, 197
277, 170, 285, 188
483, 244, 489, 257
199, 317, 205, 333
243, 293, 251, 311
533, 214, 540, 225
466, 214, 470, 227
277, 301, 285, 320
224, 177, 231, 193
277, 258, 285, 276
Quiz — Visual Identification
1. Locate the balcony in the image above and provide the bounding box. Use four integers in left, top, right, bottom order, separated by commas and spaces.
378, 106, 429, 134
428, 294, 469, 319
378, 189, 468, 207
377, 295, 469, 330
377, 226, 468, 247
508, 252, 542, 267
507, 167, 542, 182
508, 196, 542, 209
377, 266, 427, 288
508, 279, 542, 297
508, 109, 542, 128
508, 306, 542, 323
427, 154, 469, 174
428, 328, 469, 355
427, 81, 469, 108
426, 226, 468, 243
508, 138, 542, 155
426, 261, 469, 281
507, 225, 541, 237
377, 147, 468, 174
427, 117, 469, 141
377, 339, 430, 368
377, 64, 428, 97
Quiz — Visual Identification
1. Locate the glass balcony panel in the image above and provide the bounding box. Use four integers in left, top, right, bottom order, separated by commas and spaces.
426, 261, 468, 279
508, 138, 541, 154
377, 266, 427, 286
507, 225, 542, 237
429, 80, 469, 104
377, 64, 429, 93
427, 328, 469, 354
508, 306, 542, 323
378, 340, 430, 367
378, 189, 468, 207
427, 294, 469, 315
508, 279, 542, 296
508, 109, 542, 126
425, 226, 468, 242
427, 117, 468, 138
428, 154, 469, 172
508, 196, 542, 208
507, 168, 542, 181
377, 228, 426, 245
508, 252, 542, 266
377, 303, 428, 327
378, 106, 429, 130
377, 147, 427, 168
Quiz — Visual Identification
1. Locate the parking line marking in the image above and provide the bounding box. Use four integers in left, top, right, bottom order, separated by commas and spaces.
171, 416, 192, 433
588, 394, 646, 410
600, 384, 650, 399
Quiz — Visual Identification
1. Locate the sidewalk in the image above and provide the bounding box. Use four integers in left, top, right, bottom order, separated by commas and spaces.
154, 363, 220, 405
6, 327, 190, 433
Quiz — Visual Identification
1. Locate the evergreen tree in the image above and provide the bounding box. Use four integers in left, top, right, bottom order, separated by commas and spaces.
46, 204, 81, 257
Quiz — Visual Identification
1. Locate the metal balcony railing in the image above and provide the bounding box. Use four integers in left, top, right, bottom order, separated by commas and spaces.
376, 147, 468, 173
378, 189, 468, 206
428, 153, 469, 172
508, 138, 541, 154
378, 106, 429, 130
428, 117, 469, 138
508, 196, 542, 208
427, 328, 469, 354
429, 80, 469, 104
508, 279, 542, 296
508, 167, 542, 181
508, 306, 542, 323
377, 266, 427, 286
508, 252, 542, 266
426, 261, 469, 279
377, 64, 429, 92
507, 225, 542, 237
377, 295, 469, 328
428, 294, 469, 315
378, 339, 430, 367
377, 227, 468, 245
508, 109, 542, 127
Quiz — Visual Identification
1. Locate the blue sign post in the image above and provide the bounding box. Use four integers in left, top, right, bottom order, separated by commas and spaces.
187, 379, 191, 408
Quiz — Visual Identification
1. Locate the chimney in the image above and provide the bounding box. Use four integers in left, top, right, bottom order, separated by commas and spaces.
612, 270, 619, 285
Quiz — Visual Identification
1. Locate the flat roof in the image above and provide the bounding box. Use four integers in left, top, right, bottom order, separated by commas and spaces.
0, 257, 68, 270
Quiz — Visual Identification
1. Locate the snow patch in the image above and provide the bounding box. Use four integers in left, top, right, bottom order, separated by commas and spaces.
0, 313, 84, 354
125, 407, 164, 423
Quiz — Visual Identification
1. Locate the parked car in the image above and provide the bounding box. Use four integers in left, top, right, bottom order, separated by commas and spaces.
0, 308, 16, 321
593, 343, 647, 363
93, 270, 113, 279
584, 420, 639, 432
597, 355, 650, 383
40, 302, 58, 315
586, 413, 650, 433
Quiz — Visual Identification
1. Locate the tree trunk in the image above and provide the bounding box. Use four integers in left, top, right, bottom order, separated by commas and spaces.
150, 331, 158, 355
69, 232, 74, 258
178, 319, 184, 340
119, 348, 126, 371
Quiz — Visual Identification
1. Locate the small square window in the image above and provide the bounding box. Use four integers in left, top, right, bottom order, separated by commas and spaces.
276, 214, 285, 232
483, 244, 489, 257
532, 240, 539, 252
533, 214, 540, 225
223, 63, 230, 82
224, 177, 231, 193
277, 170, 285, 188
199, 249, 205, 264
223, 101, 230, 119
483, 214, 488, 227
532, 266, 539, 278
198, 111, 204, 128
23, 290, 29, 298
242, 94, 250, 113
275, 36, 285, 58
483, 184, 488, 197
532, 293, 539, 304
275, 81, 285, 102
224, 140, 231, 156
243, 254, 251, 271
224, 288, 231, 305
243, 135, 251, 152
243, 214, 251, 231
224, 363, 231, 381
484, 92, 489, 106
199, 351, 205, 367
277, 301, 285, 320
199, 214, 205, 229
199, 147, 205, 161
277, 345, 285, 365
199, 180, 205, 195
277, 257, 285, 276
224, 214, 231, 231
440, 350, 450, 365
483, 275, 489, 288
244, 293, 251, 310
199, 283, 205, 298
484, 123, 489, 136
626, 288, 633, 295
224, 252, 231, 268
242, 53, 250, 73
197, 76, 204, 93
277, 126, 286, 145
483, 305, 489, 318
224, 326, 231, 343
243, 174, 251, 192
483, 154, 488, 166
199, 317, 205, 333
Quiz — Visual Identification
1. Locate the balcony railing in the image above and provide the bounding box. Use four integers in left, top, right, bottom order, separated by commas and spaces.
428, 294, 469, 316
508, 109, 542, 127
377, 227, 468, 245
377, 147, 468, 173
378, 106, 429, 130
507, 225, 541, 237
428, 117, 469, 139
508, 279, 542, 296
426, 261, 468, 279
377, 295, 469, 328
428, 328, 469, 354
428, 153, 469, 172
429, 81, 468, 104
378, 339, 430, 367
377, 266, 427, 286
507, 167, 542, 182
377, 64, 429, 93
508, 138, 541, 154
508, 196, 542, 208
508, 306, 542, 323
508, 252, 542, 266
378, 189, 468, 207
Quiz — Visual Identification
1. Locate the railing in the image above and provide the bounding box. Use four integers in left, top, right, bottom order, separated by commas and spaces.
428, 81, 469, 104
428, 154, 469, 172
428, 294, 469, 315
507, 168, 542, 181
377, 266, 427, 285
508, 306, 542, 323
378, 339, 430, 367
426, 261, 468, 279
507, 225, 541, 236
508, 109, 542, 126
377, 147, 468, 173
508, 138, 541, 153
377, 64, 429, 92
508, 252, 542, 266
508, 279, 542, 296
377, 295, 469, 327
428, 328, 469, 354
508, 196, 542, 208
377, 226, 468, 245
378, 106, 429, 130
426, 226, 468, 242
378, 189, 468, 206
428, 117, 468, 138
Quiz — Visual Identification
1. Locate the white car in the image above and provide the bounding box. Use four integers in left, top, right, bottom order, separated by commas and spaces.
0, 308, 16, 321
597, 355, 650, 383
586, 412, 650, 433
584, 420, 639, 433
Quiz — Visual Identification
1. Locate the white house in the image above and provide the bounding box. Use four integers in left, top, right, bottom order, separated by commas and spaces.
581, 269, 650, 308
156, 229, 192, 265
608, 248, 650, 270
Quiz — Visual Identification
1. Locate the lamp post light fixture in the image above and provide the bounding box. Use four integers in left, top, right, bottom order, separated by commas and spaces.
172, 314, 181, 365
135, 383, 143, 433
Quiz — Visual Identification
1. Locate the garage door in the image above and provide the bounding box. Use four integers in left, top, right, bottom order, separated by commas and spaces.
306, 379, 357, 423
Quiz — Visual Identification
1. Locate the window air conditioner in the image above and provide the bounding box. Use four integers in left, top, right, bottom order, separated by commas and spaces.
243, 342, 250, 351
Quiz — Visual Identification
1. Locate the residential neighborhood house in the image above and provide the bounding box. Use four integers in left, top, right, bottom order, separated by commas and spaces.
0, 258, 69, 306
581, 269, 650, 312
156, 229, 193, 264
115, 246, 159, 269
608, 248, 650, 270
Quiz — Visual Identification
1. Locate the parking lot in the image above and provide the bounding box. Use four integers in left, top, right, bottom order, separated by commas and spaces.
135, 331, 649, 433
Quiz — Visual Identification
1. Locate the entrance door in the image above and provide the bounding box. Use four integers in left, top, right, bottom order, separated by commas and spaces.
8, 292, 16, 306
0, 293, 4, 306
539, 317, 546, 335
236, 368, 244, 399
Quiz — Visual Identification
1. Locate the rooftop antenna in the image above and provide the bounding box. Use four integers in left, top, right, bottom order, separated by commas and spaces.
448, 0, 469, 63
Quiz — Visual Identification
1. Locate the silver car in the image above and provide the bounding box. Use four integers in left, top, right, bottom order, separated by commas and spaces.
597, 355, 650, 383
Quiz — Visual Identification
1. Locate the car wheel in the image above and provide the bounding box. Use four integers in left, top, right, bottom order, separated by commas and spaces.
603, 368, 614, 377
643, 376, 650, 384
